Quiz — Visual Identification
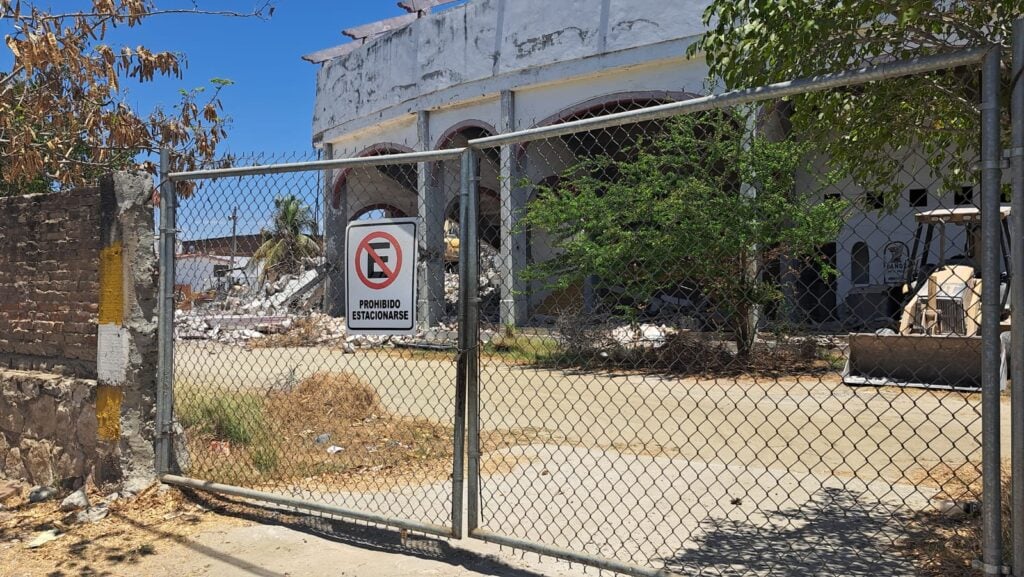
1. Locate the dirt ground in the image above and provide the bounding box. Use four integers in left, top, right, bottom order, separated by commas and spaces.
0, 478, 990, 577
0, 484, 591, 577
0, 484, 242, 577
5, 340, 994, 576
163, 340, 1006, 574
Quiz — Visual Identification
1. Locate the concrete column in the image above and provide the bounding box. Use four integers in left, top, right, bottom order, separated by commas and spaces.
417, 111, 445, 327
322, 143, 348, 317
98, 172, 158, 491
499, 90, 529, 326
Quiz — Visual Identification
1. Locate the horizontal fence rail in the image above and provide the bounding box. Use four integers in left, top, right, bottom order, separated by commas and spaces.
466, 47, 989, 149
167, 148, 467, 181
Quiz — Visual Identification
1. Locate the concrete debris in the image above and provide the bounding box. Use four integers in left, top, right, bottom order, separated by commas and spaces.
59, 488, 89, 512
76, 503, 109, 524
244, 267, 325, 312
443, 252, 501, 312
176, 312, 345, 346
173, 257, 502, 350
27, 486, 56, 503
609, 324, 674, 349
25, 529, 61, 549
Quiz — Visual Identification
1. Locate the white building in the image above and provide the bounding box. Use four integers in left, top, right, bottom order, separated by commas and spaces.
176, 254, 255, 294
306, 0, 985, 328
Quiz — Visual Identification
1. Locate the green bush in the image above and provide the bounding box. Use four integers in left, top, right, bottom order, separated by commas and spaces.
177, 392, 267, 445
250, 439, 280, 474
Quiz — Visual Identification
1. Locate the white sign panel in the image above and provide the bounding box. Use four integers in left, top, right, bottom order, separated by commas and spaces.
883, 241, 909, 285
346, 218, 418, 335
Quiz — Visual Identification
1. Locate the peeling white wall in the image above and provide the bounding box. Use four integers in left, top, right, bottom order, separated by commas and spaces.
312, 0, 711, 147
797, 152, 979, 309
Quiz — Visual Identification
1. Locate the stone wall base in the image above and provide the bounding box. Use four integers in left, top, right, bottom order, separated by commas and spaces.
0, 369, 113, 487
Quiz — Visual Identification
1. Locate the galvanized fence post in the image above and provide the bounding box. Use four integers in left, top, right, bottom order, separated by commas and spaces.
451, 149, 472, 539
981, 45, 1005, 576
156, 148, 177, 475
460, 147, 482, 533
1012, 18, 1024, 577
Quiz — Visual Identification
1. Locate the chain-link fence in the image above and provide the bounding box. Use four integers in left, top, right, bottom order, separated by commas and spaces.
155, 45, 1010, 576
158, 149, 468, 536
465, 72, 995, 577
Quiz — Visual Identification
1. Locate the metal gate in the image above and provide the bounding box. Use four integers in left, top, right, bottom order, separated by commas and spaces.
156, 148, 471, 538
154, 43, 1018, 577
457, 46, 1007, 576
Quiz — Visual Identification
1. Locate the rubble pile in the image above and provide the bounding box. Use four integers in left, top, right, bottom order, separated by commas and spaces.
242, 268, 324, 313
175, 312, 292, 344
609, 323, 676, 349
443, 250, 502, 322
173, 248, 501, 349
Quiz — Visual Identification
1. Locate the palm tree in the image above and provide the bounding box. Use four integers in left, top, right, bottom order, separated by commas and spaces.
252, 195, 320, 282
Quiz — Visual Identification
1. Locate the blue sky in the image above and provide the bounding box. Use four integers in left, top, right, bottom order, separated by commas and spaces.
2, 1, 430, 156
115, 1, 409, 156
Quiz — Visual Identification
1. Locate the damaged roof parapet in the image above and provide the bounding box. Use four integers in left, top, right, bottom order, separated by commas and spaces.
397, 0, 453, 13
302, 0, 461, 64
308, 0, 713, 144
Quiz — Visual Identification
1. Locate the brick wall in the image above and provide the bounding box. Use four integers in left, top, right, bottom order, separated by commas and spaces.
0, 174, 157, 488
0, 188, 103, 377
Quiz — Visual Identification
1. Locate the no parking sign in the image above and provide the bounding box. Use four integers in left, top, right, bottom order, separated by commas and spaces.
345, 218, 418, 335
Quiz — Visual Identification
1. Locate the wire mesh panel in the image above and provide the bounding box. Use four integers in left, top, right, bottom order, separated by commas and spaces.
467, 70, 995, 575
167, 151, 462, 535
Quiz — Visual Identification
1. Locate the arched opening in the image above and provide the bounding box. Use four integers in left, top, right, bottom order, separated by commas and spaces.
444, 188, 501, 251
852, 242, 871, 286
331, 143, 418, 222
323, 143, 418, 316
351, 203, 409, 221
435, 122, 501, 250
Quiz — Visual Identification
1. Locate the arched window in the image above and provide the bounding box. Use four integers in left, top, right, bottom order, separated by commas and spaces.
851, 242, 871, 286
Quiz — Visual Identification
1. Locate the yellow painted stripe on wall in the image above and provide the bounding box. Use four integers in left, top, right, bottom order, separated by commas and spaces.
96, 385, 123, 441
98, 242, 124, 325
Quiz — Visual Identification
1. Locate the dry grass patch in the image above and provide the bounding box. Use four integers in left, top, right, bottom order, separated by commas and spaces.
897, 461, 1013, 577
179, 372, 453, 492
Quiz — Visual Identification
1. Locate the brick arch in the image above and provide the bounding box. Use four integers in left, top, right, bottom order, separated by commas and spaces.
350, 203, 409, 221
434, 119, 497, 150
331, 142, 416, 210
516, 90, 700, 161
533, 90, 699, 128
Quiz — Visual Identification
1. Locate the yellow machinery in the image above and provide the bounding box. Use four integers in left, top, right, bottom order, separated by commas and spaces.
843, 207, 1010, 390
444, 219, 460, 265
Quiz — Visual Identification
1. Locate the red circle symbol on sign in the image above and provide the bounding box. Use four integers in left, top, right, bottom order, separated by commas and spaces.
355, 231, 403, 290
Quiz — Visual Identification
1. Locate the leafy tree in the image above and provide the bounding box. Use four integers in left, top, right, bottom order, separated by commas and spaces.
0, 0, 273, 196
690, 0, 1018, 206
253, 195, 320, 282
521, 113, 846, 358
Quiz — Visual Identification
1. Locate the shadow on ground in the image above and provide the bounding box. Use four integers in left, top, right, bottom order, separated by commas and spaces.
181, 489, 556, 577
157, 485, 974, 577
660, 487, 916, 577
